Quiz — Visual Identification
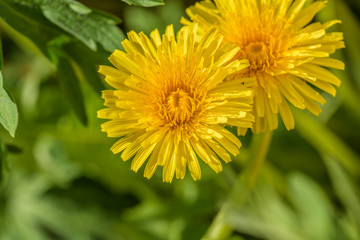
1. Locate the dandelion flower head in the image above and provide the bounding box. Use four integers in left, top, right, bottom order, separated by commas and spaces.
98, 24, 254, 182
182, 0, 345, 134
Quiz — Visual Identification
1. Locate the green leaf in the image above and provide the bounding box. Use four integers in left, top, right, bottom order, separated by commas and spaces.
121, 0, 164, 7
0, 0, 60, 58
56, 55, 87, 125
67, 1, 92, 15
0, 28, 19, 137
0, 72, 18, 137
0, 33, 3, 71
225, 185, 304, 240
324, 156, 360, 231
294, 110, 360, 176
335, 0, 360, 91
288, 173, 335, 240
63, 42, 106, 94
0, 0, 125, 54
0, 0, 123, 119
40, 0, 124, 52
0, 0, 125, 52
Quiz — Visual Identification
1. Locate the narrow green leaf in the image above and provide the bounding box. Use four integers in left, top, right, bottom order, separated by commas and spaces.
0, 72, 18, 137
324, 156, 360, 230
335, 0, 360, 91
56, 56, 88, 125
63, 42, 105, 94
0, 33, 3, 72
121, 0, 164, 7
294, 110, 360, 176
40, 0, 124, 52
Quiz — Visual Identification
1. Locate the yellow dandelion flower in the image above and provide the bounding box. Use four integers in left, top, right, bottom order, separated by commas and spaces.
182, 0, 345, 134
97, 24, 254, 182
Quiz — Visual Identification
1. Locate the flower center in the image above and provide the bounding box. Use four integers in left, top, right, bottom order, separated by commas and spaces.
220, 11, 293, 76
246, 42, 264, 55
165, 89, 195, 125
143, 58, 209, 132
243, 41, 275, 72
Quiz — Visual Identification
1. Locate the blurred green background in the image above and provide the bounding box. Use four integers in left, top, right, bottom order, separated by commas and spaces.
0, 0, 359, 239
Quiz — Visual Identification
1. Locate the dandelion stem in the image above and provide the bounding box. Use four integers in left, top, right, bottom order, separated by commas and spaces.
244, 131, 274, 189
202, 131, 273, 240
